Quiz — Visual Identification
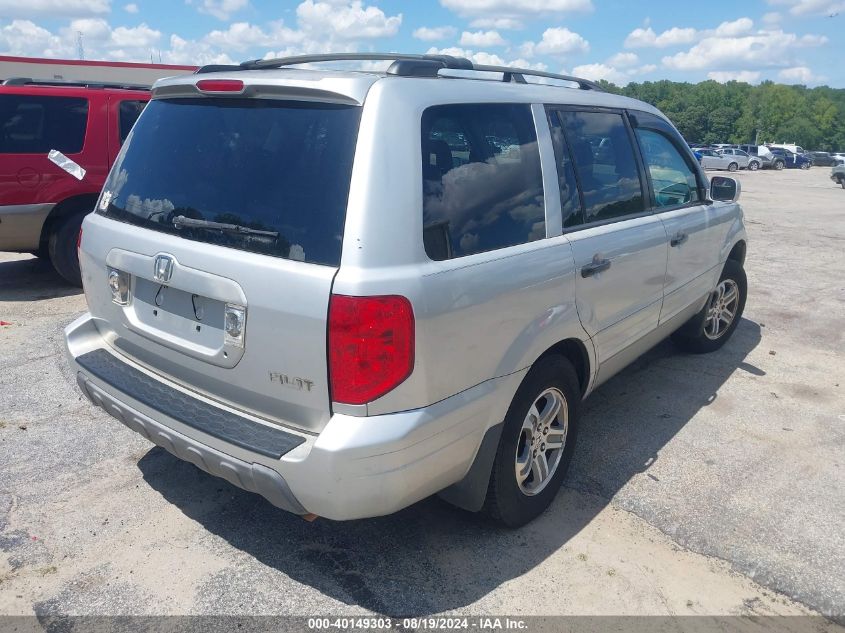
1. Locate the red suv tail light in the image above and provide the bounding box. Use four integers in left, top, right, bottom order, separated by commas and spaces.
77, 227, 83, 250
328, 294, 415, 405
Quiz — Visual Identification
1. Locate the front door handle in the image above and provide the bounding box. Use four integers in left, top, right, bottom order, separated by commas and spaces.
670, 231, 688, 247
581, 257, 611, 278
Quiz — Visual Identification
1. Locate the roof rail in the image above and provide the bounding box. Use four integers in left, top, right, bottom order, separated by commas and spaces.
1, 77, 150, 91
194, 53, 602, 91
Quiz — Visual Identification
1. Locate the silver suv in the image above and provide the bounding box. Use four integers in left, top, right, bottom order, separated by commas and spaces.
64, 54, 748, 527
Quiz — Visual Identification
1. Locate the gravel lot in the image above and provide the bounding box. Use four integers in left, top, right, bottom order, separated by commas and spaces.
0, 167, 843, 624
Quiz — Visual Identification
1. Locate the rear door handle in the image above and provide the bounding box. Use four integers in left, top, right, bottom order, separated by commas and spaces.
581, 258, 611, 278
670, 231, 688, 247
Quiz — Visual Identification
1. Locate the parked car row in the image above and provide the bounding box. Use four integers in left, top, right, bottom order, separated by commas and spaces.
693, 143, 845, 173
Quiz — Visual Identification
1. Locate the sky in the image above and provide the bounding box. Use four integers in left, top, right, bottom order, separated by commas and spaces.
0, 0, 843, 87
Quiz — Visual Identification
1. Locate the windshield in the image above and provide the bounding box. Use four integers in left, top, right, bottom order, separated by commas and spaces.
98, 98, 361, 266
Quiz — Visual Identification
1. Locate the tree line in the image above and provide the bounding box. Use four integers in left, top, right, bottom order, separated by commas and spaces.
596, 78, 845, 151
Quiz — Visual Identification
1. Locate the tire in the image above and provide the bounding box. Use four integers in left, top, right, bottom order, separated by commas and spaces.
48, 210, 87, 286
728, 162, 738, 172
748, 160, 759, 171
672, 259, 747, 354
800, 162, 810, 170
774, 160, 785, 170
484, 355, 580, 528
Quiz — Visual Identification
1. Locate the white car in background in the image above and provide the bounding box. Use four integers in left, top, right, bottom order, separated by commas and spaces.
717, 148, 754, 170
697, 148, 745, 171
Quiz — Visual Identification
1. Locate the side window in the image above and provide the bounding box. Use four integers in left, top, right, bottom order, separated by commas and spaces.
421, 103, 545, 260
547, 111, 584, 228
635, 128, 701, 208
0, 95, 88, 154
118, 100, 147, 144
558, 110, 644, 224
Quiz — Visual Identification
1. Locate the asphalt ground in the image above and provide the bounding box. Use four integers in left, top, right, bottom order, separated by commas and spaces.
0, 166, 843, 626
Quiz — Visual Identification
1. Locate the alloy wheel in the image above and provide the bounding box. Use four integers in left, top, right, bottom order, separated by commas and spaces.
515, 388, 568, 496
703, 279, 740, 340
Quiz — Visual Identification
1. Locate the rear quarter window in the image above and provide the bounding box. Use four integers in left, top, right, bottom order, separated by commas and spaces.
421, 103, 545, 260
0, 95, 89, 154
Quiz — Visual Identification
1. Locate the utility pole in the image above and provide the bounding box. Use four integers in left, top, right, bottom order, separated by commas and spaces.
76, 32, 85, 61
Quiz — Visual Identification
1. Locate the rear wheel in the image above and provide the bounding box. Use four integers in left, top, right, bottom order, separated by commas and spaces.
48, 211, 86, 286
484, 355, 580, 528
672, 259, 747, 354
728, 162, 738, 172
774, 160, 785, 170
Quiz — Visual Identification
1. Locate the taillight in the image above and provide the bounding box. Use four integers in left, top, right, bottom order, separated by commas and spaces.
77, 227, 82, 250
328, 294, 415, 405
196, 79, 244, 93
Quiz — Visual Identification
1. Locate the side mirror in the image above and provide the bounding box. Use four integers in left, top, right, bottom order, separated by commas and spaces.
710, 176, 741, 202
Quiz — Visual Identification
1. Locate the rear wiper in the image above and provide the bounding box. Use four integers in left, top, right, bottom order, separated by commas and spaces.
172, 215, 279, 239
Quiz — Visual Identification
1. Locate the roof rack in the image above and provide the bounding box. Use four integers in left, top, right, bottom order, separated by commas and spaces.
195, 53, 602, 91
1, 77, 150, 91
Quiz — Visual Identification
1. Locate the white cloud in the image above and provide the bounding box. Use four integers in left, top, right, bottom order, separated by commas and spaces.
607, 51, 638, 67
426, 46, 547, 70
412, 25, 457, 41
426, 45, 505, 66
0, 20, 66, 57
768, 0, 845, 16
778, 65, 825, 84
167, 33, 235, 65
123, 3, 138, 13
521, 27, 589, 58
571, 61, 656, 85
459, 30, 506, 47
0, 0, 405, 64
0, 0, 109, 18
707, 70, 761, 83
440, 0, 592, 19
296, 0, 401, 40
204, 21, 302, 51
196, 0, 248, 21
762, 11, 782, 25
663, 29, 828, 71
624, 26, 697, 48
714, 18, 754, 36
469, 17, 523, 30
0, 16, 168, 60
570, 62, 626, 84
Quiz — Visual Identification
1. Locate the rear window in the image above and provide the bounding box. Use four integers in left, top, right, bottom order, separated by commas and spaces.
99, 98, 361, 266
118, 100, 147, 144
0, 95, 89, 154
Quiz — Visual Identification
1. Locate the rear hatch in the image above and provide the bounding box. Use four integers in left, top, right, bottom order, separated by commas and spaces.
80, 83, 365, 433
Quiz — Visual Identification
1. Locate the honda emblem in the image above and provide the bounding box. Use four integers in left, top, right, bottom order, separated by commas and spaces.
153, 254, 174, 284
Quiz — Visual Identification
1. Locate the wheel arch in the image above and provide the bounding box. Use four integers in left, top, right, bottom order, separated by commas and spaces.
438, 335, 593, 513
536, 337, 592, 397
38, 193, 99, 254
727, 239, 746, 267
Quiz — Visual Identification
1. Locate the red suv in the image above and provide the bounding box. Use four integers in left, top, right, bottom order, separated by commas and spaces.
0, 78, 149, 284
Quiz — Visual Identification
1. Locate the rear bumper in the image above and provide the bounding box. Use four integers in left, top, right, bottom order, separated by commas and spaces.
0, 203, 53, 252
65, 313, 522, 520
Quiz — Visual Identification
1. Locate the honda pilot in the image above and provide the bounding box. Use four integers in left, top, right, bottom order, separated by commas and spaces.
65, 54, 748, 527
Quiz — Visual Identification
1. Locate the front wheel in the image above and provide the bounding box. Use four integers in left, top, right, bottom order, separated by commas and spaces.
672, 259, 747, 354
748, 160, 759, 171
774, 160, 785, 170
800, 162, 810, 170
484, 356, 580, 528
728, 162, 738, 172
